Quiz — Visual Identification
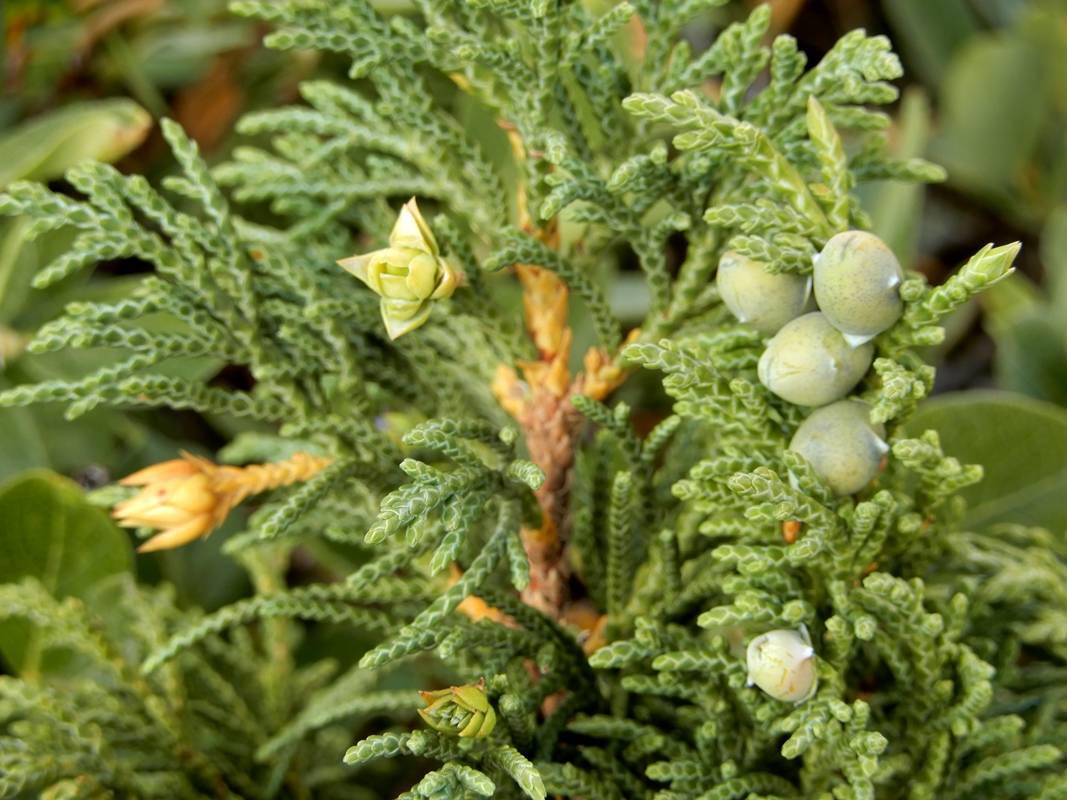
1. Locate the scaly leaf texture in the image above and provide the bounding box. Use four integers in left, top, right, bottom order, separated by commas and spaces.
0, 1, 1053, 799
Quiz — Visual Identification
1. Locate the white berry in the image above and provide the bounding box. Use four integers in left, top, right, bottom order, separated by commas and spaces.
746, 628, 818, 703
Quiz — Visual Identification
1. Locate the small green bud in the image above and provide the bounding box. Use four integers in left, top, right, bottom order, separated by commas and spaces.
716, 250, 813, 335
814, 230, 904, 346
757, 312, 873, 407
854, 615, 877, 640
337, 198, 461, 339
418, 679, 497, 739
957, 241, 1020, 291
788, 399, 888, 496
746, 627, 817, 703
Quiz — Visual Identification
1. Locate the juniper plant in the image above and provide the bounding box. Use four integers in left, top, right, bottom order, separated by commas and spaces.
0, 1, 1063, 799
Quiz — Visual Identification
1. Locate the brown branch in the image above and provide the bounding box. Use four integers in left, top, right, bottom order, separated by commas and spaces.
488, 122, 634, 625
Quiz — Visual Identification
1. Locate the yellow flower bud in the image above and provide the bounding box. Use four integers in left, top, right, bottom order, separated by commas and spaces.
746, 628, 818, 703
337, 199, 461, 339
112, 451, 334, 553
112, 459, 220, 553
417, 678, 497, 739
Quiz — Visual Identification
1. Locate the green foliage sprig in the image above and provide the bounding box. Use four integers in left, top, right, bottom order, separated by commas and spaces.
0, 0, 1060, 799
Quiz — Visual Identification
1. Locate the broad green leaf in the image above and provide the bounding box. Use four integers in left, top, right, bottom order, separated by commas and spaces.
991, 315, 1067, 408
0, 469, 133, 672
0, 99, 152, 189
907, 391, 1067, 534
0, 469, 131, 595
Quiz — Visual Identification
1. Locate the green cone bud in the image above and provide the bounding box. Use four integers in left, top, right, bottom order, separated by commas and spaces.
813, 231, 904, 347
418, 678, 497, 739
757, 312, 873, 407
716, 250, 813, 335
788, 399, 888, 496
337, 198, 461, 339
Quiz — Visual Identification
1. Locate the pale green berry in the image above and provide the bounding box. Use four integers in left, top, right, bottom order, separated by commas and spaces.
746, 628, 817, 703
757, 312, 873, 407
813, 230, 904, 347
716, 251, 812, 335
788, 399, 889, 496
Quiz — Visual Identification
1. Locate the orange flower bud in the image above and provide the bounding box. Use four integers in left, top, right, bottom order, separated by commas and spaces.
112, 451, 333, 553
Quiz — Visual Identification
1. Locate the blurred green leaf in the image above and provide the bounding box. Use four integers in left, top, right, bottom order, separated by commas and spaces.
0, 220, 82, 331
983, 269, 1043, 324
908, 390, 1067, 534
0, 403, 49, 482
0, 216, 35, 325
608, 271, 651, 324
868, 87, 935, 269
11, 271, 139, 334
931, 25, 1050, 218
966, 0, 1024, 28
1042, 205, 1067, 327
218, 431, 326, 464
103, 34, 169, 118
0, 469, 133, 672
37, 406, 122, 474
0, 99, 152, 189
991, 315, 1067, 407
149, 508, 251, 612
978, 207, 1067, 407
15, 288, 226, 387
134, 24, 256, 88
881, 0, 979, 87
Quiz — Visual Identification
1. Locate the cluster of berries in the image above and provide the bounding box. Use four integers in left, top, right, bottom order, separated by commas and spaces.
718, 230, 903, 496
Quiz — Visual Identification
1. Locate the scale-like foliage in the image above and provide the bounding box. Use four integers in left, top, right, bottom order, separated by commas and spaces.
0, 0, 1060, 798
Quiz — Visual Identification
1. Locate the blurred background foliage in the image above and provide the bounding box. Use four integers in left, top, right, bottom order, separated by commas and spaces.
3, 0, 1067, 643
